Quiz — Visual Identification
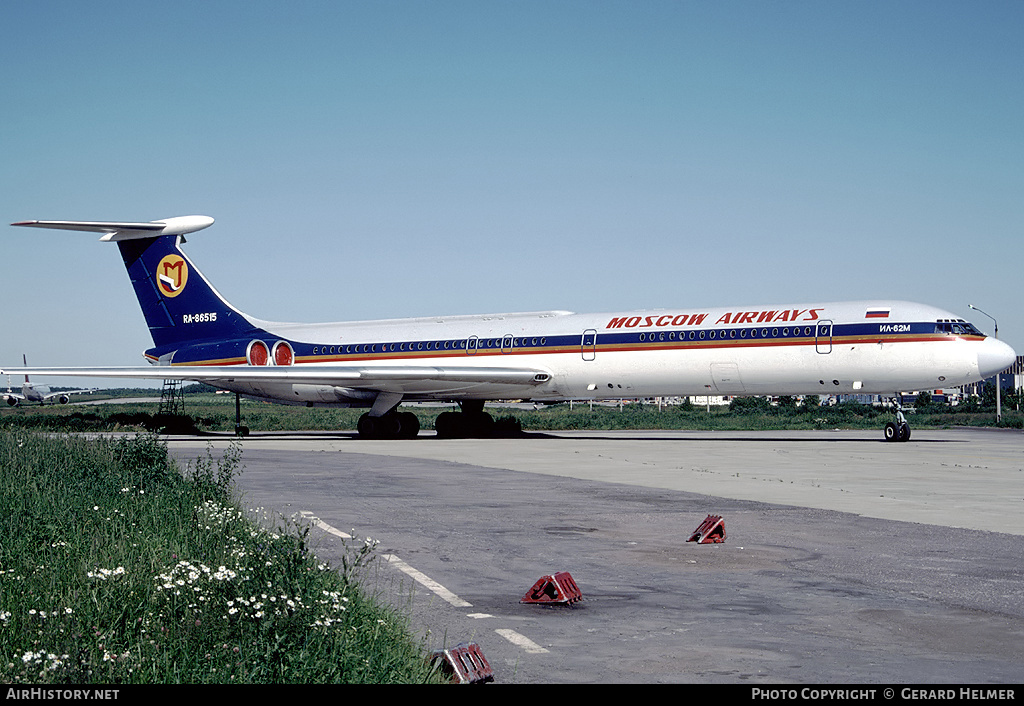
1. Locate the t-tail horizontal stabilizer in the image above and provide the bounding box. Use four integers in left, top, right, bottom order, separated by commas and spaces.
12, 216, 214, 241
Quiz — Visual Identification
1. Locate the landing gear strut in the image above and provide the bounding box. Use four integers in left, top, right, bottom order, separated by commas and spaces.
884, 397, 911, 442
234, 393, 249, 437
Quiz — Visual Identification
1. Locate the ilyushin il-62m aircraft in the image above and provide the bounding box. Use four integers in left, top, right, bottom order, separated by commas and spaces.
6, 216, 1016, 441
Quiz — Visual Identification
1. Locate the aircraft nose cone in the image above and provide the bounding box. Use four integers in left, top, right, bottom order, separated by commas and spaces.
977, 338, 1016, 379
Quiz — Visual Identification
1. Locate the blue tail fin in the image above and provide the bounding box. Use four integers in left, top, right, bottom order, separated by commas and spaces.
116, 235, 259, 355
12, 216, 263, 361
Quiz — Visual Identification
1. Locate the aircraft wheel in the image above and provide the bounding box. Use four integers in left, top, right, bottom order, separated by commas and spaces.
884, 422, 898, 442
357, 413, 378, 439
381, 414, 402, 438
398, 412, 420, 438
898, 423, 911, 442
470, 411, 495, 437
434, 411, 460, 438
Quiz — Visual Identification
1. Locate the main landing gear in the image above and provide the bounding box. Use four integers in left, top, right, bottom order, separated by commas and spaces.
883, 396, 911, 442
434, 400, 495, 439
357, 400, 507, 439
356, 410, 420, 440
356, 391, 419, 440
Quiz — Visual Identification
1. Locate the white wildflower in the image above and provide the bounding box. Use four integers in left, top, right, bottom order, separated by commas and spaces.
87, 567, 126, 580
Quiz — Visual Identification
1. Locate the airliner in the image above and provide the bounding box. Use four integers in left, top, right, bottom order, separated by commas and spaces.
5, 215, 1016, 441
3, 355, 97, 406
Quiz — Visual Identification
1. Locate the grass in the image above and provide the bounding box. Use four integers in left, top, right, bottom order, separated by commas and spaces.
0, 432, 441, 684
1, 394, 1020, 434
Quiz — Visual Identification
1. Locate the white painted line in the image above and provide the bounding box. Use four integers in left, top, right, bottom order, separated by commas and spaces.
495, 628, 549, 654
299, 513, 471, 609
300, 513, 548, 656
382, 554, 473, 608
298, 512, 353, 540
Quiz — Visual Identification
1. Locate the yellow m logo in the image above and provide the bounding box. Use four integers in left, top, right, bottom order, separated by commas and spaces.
156, 255, 189, 298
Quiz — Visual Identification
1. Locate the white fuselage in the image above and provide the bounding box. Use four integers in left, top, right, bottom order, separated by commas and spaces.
214, 299, 1007, 406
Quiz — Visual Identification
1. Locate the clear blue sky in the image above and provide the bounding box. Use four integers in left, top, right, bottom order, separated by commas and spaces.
2, 1, 1021, 383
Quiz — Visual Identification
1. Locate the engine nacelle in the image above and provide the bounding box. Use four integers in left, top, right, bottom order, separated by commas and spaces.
6, 397, 19, 407
151, 337, 297, 367
57, 394, 70, 404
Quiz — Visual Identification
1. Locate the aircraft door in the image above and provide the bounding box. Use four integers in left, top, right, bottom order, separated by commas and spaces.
467, 335, 479, 356
815, 320, 833, 354
710, 362, 745, 394
582, 329, 597, 361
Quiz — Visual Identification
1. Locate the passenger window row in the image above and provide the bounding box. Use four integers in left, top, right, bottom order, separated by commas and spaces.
311, 337, 550, 356
637, 326, 827, 342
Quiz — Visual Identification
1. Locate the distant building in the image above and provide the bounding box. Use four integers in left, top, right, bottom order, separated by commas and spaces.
688, 395, 729, 407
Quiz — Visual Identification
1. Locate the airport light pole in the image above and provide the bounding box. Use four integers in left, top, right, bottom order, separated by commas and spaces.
969, 304, 1002, 424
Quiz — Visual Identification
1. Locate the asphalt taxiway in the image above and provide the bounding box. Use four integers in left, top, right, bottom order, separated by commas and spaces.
166, 428, 1024, 684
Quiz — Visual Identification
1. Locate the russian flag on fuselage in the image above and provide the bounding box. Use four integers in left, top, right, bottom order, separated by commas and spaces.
865, 308, 890, 319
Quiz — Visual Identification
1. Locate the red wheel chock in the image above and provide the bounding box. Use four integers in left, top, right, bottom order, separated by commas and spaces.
687, 514, 726, 544
430, 642, 494, 684
520, 571, 583, 605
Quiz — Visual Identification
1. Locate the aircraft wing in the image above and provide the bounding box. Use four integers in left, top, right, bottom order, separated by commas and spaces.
0, 365, 551, 397
2, 391, 25, 403
40, 388, 98, 401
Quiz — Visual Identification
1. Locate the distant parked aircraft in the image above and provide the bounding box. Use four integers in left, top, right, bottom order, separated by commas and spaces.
3, 355, 97, 406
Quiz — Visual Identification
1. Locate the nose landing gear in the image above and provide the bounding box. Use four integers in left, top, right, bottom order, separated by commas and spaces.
884, 397, 911, 442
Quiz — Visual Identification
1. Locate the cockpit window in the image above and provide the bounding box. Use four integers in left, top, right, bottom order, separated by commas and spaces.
936, 320, 984, 336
